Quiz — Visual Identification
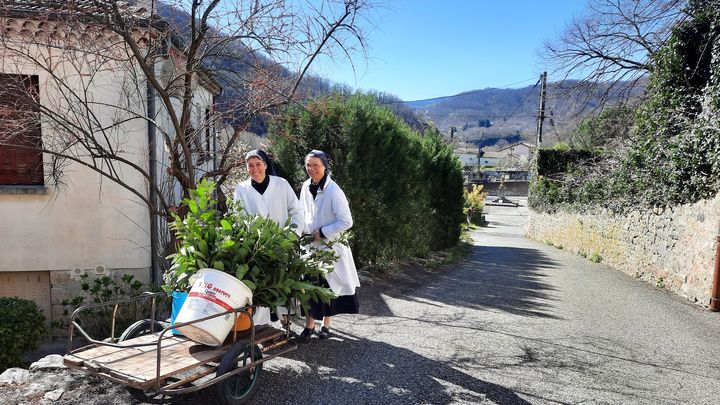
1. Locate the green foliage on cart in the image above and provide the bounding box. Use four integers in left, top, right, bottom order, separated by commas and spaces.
164, 179, 337, 314
270, 94, 465, 267
0, 297, 48, 371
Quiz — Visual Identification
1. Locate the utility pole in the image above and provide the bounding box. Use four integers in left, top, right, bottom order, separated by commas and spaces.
536, 71, 547, 146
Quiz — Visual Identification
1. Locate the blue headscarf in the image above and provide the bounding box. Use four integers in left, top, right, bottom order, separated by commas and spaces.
245, 149, 277, 176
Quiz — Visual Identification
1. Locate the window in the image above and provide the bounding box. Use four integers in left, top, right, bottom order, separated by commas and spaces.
0, 74, 43, 185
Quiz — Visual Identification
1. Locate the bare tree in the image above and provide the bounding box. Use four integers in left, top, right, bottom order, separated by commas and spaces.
0, 0, 372, 277
0, 0, 371, 212
540, 0, 688, 110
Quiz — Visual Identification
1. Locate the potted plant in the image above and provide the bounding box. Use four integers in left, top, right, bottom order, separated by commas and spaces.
163, 180, 336, 331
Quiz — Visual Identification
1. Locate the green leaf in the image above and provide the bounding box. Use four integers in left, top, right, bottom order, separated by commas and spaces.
213, 261, 225, 271
235, 263, 249, 279
220, 219, 232, 231
188, 200, 198, 214
242, 279, 256, 291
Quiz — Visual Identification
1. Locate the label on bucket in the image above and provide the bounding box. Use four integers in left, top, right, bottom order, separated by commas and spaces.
188, 291, 234, 312
174, 268, 253, 346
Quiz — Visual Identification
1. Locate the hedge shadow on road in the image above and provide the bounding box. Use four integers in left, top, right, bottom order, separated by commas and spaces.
365, 246, 561, 319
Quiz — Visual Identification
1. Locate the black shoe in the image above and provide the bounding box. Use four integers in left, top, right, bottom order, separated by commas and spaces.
299, 327, 314, 343
318, 326, 331, 339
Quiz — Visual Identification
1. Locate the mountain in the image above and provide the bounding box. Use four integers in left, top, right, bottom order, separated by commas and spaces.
407, 80, 645, 148
404, 96, 452, 109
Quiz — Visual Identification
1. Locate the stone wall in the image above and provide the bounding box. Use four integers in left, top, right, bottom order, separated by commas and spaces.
475, 181, 529, 197
527, 194, 720, 306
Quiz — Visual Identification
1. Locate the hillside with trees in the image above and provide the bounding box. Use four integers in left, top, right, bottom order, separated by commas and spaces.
404, 80, 645, 149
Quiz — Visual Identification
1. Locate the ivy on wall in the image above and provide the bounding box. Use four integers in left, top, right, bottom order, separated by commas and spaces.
530, 1, 720, 213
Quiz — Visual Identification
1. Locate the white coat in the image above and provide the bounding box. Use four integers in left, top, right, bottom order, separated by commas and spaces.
234, 175, 303, 324
233, 175, 303, 235
300, 175, 360, 296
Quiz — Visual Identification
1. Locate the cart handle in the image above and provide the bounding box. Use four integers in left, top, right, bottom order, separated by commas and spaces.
67, 291, 165, 353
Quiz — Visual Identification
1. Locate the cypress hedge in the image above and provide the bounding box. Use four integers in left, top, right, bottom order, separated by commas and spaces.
270, 94, 464, 267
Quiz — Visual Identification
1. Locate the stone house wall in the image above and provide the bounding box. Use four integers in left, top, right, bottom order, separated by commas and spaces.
526, 194, 720, 306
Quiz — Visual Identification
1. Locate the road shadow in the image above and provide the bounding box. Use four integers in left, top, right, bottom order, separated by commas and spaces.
365, 246, 561, 319
247, 331, 532, 405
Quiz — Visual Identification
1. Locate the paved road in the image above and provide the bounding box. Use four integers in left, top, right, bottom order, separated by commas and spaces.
241, 200, 720, 404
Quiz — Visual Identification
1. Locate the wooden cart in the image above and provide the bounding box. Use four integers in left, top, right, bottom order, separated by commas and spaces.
62, 292, 297, 404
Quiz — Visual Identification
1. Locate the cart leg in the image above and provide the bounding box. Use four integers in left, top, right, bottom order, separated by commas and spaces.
215, 343, 263, 405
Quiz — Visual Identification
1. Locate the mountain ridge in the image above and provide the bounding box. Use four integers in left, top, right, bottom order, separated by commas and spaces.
405, 80, 645, 148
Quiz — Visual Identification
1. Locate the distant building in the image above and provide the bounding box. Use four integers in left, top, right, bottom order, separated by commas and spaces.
497, 142, 536, 158
479, 151, 503, 167
455, 141, 537, 170
453, 145, 481, 167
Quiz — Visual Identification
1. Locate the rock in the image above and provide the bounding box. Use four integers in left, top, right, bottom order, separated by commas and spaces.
30, 354, 67, 371
43, 388, 64, 401
0, 368, 30, 385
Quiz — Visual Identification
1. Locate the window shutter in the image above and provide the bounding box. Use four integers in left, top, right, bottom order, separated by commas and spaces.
0, 74, 43, 185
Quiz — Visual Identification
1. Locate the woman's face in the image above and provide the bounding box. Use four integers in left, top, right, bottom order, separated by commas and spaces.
246, 156, 267, 183
305, 156, 326, 183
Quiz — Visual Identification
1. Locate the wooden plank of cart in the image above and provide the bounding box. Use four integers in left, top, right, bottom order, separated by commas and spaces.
62, 292, 297, 405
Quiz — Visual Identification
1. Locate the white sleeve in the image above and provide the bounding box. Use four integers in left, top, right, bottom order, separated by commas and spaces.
233, 184, 242, 205
299, 185, 311, 235
282, 180, 304, 235
320, 187, 353, 238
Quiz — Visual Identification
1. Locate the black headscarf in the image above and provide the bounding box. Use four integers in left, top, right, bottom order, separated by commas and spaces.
305, 149, 329, 170
245, 149, 277, 176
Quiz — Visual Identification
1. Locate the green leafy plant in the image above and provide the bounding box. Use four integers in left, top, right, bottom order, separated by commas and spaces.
165, 179, 337, 313
0, 297, 48, 371
464, 184, 488, 226
590, 252, 602, 263
54, 273, 160, 340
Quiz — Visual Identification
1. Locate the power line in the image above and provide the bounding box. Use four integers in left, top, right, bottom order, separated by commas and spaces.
494, 78, 541, 131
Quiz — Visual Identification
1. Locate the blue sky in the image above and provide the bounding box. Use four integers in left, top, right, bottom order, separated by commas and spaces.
311, 0, 589, 101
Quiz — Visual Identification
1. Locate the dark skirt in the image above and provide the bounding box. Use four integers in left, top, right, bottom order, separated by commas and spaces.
307, 292, 359, 320
302, 276, 359, 320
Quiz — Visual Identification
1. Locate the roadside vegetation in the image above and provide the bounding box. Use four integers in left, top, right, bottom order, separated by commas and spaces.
530, 1, 720, 213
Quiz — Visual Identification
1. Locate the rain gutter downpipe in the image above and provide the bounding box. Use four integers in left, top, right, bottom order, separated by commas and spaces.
711, 231, 720, 311
147, 79, 160, 284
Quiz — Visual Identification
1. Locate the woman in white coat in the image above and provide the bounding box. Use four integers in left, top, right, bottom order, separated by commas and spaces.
234, 149, 303, 234
234, 149, 303, 326
299, 150, 360, 342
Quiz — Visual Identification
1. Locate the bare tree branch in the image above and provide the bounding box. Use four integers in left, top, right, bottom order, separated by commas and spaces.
540, 0, 688, 115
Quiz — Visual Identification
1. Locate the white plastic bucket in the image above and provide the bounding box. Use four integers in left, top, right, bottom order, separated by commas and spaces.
175, 268, 253, 346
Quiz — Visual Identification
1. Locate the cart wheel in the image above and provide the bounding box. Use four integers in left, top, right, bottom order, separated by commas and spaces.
118, 319, 168, 342
215, 343, 262, 405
